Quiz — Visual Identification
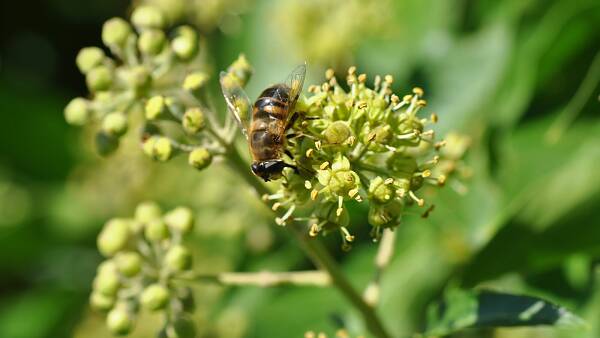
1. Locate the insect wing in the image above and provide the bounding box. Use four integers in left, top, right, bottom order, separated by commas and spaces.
284, 63, 306, 111
220, 71, 252, 139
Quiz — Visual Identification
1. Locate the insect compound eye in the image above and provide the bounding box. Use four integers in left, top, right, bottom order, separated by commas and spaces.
250, 163, 262, 175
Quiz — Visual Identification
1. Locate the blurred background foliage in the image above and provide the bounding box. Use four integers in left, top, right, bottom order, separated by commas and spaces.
0, 0, 599, 337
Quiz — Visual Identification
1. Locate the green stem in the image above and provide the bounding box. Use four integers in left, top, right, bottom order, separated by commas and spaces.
223, 144, 392, 338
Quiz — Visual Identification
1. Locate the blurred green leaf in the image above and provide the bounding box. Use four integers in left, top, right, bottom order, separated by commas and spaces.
426, 288, 585, 336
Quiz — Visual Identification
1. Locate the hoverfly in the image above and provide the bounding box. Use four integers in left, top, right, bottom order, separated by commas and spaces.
220, 64, 307, 182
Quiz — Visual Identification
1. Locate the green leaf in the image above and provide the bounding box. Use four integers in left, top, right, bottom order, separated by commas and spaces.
426, 288, 586, 336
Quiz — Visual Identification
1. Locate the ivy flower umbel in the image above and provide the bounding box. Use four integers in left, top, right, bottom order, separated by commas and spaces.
64, 6, 228, 172
263, 67, 449, 245
91, 202, 196, 337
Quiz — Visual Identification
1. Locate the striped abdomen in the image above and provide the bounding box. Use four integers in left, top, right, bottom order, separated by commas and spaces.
249, 85, 290, 162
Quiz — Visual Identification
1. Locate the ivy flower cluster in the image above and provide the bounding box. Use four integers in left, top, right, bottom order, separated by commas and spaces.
90, 202, 196, 337
64, 5, 226, 171
262, 67, 451, 248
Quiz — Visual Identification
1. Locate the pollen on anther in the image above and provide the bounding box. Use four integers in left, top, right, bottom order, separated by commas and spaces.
430, 113, 439, 123
402, 94, 412, 102
358, 74, 367, 83
412, 87, 424, 96
409, 191, 425, 207
348, 66, 357, 75
421, 169, 432, 178
417, 99, 427, 107
384, 178, 394, 185
272, 202, 281, 211
384, 74, 393, 84
304, 180, 312, 189
305, 148, 314, 157
319, 161, 330, 170
348, 187, 359, 198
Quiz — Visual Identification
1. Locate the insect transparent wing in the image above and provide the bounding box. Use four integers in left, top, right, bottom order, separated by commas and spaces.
219, 71, 252, 139
284, 63, 307, 110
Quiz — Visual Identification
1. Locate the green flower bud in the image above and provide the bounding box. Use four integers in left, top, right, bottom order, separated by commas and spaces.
227, 54, 253, 87
164, 207, 194, 234
368, 201, 403, 228
365, 125, 392, 147
135, 201, 162, 223
145, 219, 169, 241
76, 47, 105, 74
64, 97, 90, 126
114, 251, 142, 277
137, 29, 166, 55
319, 154, 359, 196
106, 306, 134, 335
90, 291, 115, 312
171, 26, 198, 60
182, 71, 209, 92
101, 112, 128, 137
188, 148, 212, 170
323, 121, 351, 144
95, 131, 119, 156
368, 176, 394, 204
86, 65, 113, 92
164, 245, 192, 272
102, 18, 132, 47
97, 218, 131, 256
131, 5, 166, 29
125, 65, 152, 95
143, 136, 173, 162
140, 283, 170, 311
145, 95, 166, 120
182, 107, 205, 134
93, 266, 120, 296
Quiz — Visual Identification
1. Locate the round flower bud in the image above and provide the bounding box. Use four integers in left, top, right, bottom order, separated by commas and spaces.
90, 291, 115, 312
93, 266, 120, 296
145, 95, 167, 120
140, 283, 170, 311
164, 245, 192, 272
227, 54, 253, 87
329, 170, 359, 196
97, 218, 131, 256
182, 71, 209, 92
368, 176, 394, 204
125, 65, 152, 95
131, 5, 165, 29
182, 107, 205, 134
144, 219, 169, 241
86, 65, 113, 92
102, 18, 132, 47
64, 97, 90, 126
164, 207, 194, 234
137, 29, 166, 55
106, 306, 134, 335
171, 26, 198, 60
76, 47, 105, 74
135, 201, 162, 223
114, 251, 142, 277
142, 136, 173, 162
95, 131, 119, 156
102, 112, 128, 137
368, 201, 403, 228
188, 148, 212, 170
323, 121, 351, 145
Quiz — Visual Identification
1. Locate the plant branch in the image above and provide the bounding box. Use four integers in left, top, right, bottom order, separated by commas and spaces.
364, 228, 397, 306
184, 270, 331, 287
222, 142, 392, 338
